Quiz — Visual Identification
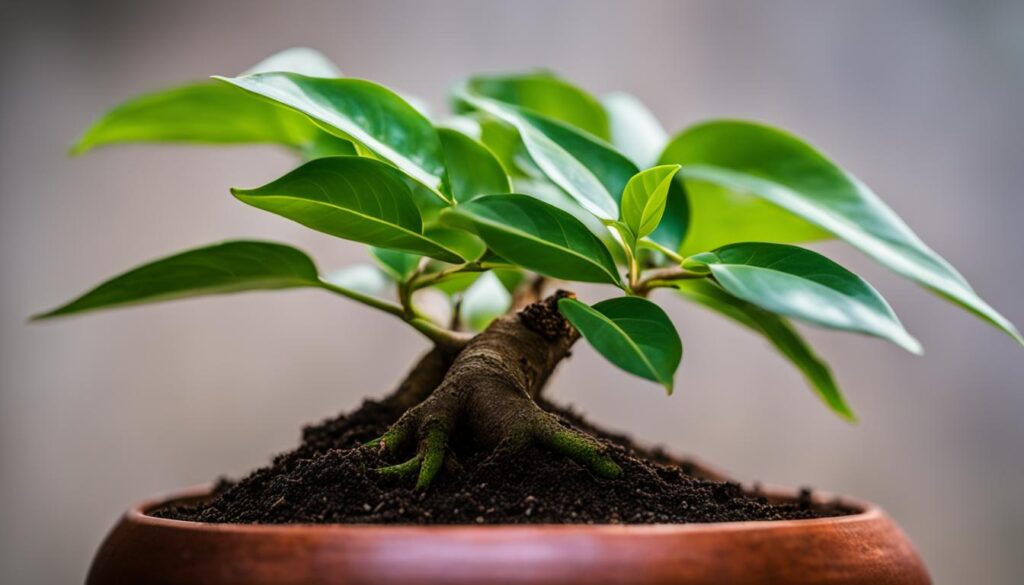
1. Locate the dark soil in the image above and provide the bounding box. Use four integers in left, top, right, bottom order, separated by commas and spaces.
155, 398, 854, 525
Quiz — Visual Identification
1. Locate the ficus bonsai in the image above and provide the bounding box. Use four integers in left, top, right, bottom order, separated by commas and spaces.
37, 47, 1021, 493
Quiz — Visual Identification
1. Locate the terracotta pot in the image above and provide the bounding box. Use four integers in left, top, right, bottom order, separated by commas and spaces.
86, 485, 930, 585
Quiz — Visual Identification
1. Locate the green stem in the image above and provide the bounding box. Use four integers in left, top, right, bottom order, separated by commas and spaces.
320, 280, 466, 349
320, 280, 404, 317
411, 262, 484, 291
638, 238, 685, 264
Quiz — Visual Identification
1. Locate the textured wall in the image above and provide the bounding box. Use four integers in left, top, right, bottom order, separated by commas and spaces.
1, 1, 1022, 583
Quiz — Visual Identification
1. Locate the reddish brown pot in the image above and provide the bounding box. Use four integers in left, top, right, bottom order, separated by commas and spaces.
86, 485, 930, 585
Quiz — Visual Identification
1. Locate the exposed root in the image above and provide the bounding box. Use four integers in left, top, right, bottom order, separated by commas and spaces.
368, 292, 621, 489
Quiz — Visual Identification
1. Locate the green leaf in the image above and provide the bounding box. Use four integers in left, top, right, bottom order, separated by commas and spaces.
456, 88, 629, 219
215, 72, 451, 199
558, 296, 681, 392
620, 165, 681, 241
662, 120, 1021, 345
440, 194, 621, 285
690, 243, 921, 353
438, 128, 511, 202
32, 241, 324, 319
675, 279, 853, 421
370, 247, 420, 281
602, 92, 668, 168
231, 157, 464, 263
460, 271, 512, 331
72, 48, 342, 154
465, 72, 610, 140
242, 46, 342, 78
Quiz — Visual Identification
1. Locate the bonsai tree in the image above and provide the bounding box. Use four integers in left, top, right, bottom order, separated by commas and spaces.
37, 48, 1020, 491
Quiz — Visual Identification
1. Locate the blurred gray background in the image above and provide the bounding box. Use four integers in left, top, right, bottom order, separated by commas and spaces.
2, 0, 1023, 583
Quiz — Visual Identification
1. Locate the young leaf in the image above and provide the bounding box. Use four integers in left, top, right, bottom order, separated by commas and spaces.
620, 165, 681, 241
231, 157, 465, 263
438, 128, 511, 202
215, 72, 451, 199
662, 120, 1021, 345
602, 92, 669, 169
440, 194, 621, 285
689, 243, 921, 353
72, 48, 342, 154
558, 296, 682, 392
460, 272, 513, 332
465, 72, 611, 140
675, 279, 854, 421
32, 241, 324, 319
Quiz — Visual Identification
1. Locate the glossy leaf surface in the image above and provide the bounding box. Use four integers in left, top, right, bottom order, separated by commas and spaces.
558, 296, 681, 392
466, 72, 610, 140
675, 279, 853, 420
73, 48, 342, 154
441, 194, 621, 285
232, 157, 464, 262
217, 72, 451, 198
33, 241, 323, 319
690, 243, 921, 353
620, 164, 681, 240
662, 120, 1021, 344
438, 128, 511, 202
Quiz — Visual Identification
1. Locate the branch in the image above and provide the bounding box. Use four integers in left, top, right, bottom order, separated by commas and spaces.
633, 266, 707, 296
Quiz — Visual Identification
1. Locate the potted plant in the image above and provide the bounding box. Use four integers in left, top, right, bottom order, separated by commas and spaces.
37, 48, 1020, 585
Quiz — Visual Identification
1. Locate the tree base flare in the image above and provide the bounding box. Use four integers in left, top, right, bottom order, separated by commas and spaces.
153, 397, 855, 525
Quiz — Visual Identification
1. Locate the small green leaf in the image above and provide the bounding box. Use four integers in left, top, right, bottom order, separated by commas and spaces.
602, 92, 668, 168
216, 72, 451, 199
73, 48, 342, 154
231, 157, 464, 263
558, 296, 681, 392
691, 243, 921, 353
675, 279, 853, 421
370, 247, 420, 281
438, 128, 511, 202
441, 194, 621, 285
662, 120, 1021, 345
32, 241, 323, 319
620, 165, 681, 241
460, 272, 512, 332
464, 72, 611, 140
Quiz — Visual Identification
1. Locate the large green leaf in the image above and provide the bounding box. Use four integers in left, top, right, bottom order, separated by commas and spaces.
558, 296, 681, 392
620, 165, 681, 241
440, 194, 621, 285
465, 72, 610, 140
458, 87, 688, 251
456, 88, 627, 219
689, 243, 920, 353
72, 48, 343, 154
231, 157, 464, 263
663, 120, 1021, 345
602, 92, 668, 168
32, 241, 325, 319
215, 72, 451, 200
438, 128, 511, 202
675, 279, 853, 420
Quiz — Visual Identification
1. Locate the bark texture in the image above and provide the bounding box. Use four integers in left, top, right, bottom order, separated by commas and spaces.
372, 292, 621, 489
